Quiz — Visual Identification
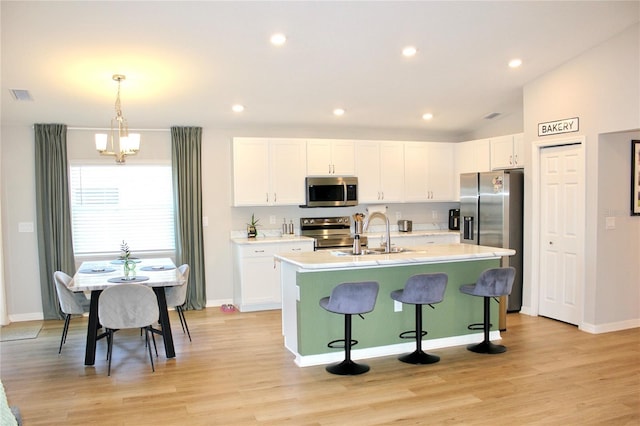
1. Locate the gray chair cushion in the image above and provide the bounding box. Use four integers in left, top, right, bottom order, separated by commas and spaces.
54, 271, 87, 315
390, 273, 448, 305
98, 284, 159, 330
164, 264, 189, 308
319, 281, 379, 315
459, 267, 516, 297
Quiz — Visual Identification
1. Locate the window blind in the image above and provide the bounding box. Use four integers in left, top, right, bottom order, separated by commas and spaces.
69, 165, 175, 255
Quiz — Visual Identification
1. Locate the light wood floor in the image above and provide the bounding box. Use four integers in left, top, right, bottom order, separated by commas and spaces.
1, 308, 638, 425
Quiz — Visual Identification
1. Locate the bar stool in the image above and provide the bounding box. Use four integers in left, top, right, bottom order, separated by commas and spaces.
459, 267, 516, 354
390, 273, 448, 364
319, 281, 379, 375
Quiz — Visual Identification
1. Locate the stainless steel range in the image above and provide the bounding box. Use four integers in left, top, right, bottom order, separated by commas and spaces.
300, 216, 368, 250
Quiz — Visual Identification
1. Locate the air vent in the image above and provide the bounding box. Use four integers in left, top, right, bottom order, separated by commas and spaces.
10, 89, 33, 101
484, 112, 501, 120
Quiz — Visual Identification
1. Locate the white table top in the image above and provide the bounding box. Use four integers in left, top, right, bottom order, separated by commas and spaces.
69, 257, 186, 292
274, 243, 515, 270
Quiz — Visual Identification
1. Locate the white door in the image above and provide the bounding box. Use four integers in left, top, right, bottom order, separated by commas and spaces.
539, 143, 584, 325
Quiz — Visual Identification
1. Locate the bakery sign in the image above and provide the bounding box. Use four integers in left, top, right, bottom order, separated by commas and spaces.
538, 117, 579, 137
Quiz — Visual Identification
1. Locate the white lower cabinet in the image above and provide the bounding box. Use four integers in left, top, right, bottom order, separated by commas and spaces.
233, 240, 314, 312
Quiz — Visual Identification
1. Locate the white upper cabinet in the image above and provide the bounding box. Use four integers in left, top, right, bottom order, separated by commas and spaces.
306, 139, 355, 176
491, 133, 525, 169
233, 138, 306, 206
454, 138, 491, 200
404, 142, 455, 202
455, 138, 491, 175
356, 141, 404, 203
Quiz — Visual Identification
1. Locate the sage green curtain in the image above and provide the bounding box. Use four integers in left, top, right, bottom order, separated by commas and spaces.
34, 123, 76, 319
171, 126, 206, 309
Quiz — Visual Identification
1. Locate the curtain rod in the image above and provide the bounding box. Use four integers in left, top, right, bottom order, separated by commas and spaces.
67, 126, 170, 132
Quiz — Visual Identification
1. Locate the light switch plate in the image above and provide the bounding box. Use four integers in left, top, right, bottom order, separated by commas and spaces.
18, 222, 34, 233
605, 216, 616, 230
394, 300, 402, 312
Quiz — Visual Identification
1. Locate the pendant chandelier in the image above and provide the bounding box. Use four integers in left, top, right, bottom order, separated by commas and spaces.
95, 74, 140, 164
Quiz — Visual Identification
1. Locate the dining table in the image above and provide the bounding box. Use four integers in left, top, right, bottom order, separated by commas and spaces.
69, 257, 186, 366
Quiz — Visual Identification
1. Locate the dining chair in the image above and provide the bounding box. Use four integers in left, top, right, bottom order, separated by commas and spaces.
98, 284, 159, 376
53, 271, 89, 354
164, 264, 191, 341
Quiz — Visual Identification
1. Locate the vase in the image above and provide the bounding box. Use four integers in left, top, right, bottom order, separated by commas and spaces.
123, 259, 137, 280
247, 225, 257, 238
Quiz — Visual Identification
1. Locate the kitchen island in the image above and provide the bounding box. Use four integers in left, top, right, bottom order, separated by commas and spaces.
275, 243, 515, 367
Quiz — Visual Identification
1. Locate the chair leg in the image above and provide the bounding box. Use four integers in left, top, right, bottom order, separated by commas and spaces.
398, 304, 440, 365
59, 314, 71, 354
176, 306, 186, 333
177, 307, 192, 342
106, 329, 114, 376
467, 297, 507, 354
151, 328, 158, 357
326, 314, 370, 375
145, 327, 155, 373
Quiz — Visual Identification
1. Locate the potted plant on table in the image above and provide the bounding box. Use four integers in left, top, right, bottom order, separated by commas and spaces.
247, 214, 259, 238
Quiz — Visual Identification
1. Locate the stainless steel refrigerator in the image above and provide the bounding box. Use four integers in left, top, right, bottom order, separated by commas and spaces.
460, 170, 524, 312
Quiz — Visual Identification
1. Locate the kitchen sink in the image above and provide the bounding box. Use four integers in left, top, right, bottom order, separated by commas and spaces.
363, 247, 412, 254
331, 247, 413, 256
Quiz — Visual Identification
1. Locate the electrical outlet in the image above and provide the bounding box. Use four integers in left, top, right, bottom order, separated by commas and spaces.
269, 215, 276, 224
396, 211, 402, 220
431, 210, 437, 220
394, 300, 403, 312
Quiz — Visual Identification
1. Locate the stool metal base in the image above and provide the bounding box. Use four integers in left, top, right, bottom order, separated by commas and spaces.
467, 340, 506, 354
398, 350, 440, 365
326, 359, 370, 375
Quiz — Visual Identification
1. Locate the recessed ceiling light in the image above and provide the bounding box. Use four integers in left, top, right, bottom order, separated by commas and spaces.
422, 113, 433, 120
270, 33, 287, 46
333, 108, 345, 116
232, 104, 245, 113
402, 46, 418, 57
508, 58, 522, 68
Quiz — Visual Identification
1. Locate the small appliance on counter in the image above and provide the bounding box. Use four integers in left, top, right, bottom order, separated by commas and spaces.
397, 220, 412, 232
448, 209, 460, 230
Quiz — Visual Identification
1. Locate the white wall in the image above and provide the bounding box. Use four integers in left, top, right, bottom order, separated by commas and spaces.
522, 24, 640, 330
596, 131, 640, 326
0, 123, 460, 319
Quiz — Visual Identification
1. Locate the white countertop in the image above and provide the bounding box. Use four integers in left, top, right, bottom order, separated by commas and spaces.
368, 230, 459, 238
231, 230, 458, 245
274, 243, 514, 270
231, 235, 315, 245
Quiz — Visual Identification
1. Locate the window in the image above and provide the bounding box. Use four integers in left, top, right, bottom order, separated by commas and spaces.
69, 165, 175, 255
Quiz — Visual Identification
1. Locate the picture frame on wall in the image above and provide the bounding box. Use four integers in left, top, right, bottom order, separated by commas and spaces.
632, 140, 640, 216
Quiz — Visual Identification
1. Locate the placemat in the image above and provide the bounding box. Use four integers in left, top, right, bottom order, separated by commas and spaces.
79, 267, 116, 274
107, 276, 150, 283
140, 265, 176, 271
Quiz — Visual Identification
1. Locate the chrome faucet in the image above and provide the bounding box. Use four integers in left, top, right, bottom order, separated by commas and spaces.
363, 211, 391, 253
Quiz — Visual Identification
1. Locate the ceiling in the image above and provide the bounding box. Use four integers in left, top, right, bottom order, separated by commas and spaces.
2, 1, 638, 140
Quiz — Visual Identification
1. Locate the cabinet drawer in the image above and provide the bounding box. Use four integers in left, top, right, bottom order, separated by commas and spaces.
238, 242, 313, 258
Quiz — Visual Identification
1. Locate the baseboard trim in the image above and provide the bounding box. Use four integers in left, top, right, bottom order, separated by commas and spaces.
580, 318, 640, 334
292, 331, 502, 367
8, 312, 44, 322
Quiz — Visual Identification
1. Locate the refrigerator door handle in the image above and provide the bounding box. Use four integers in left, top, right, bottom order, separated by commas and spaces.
463, 216, 474, 240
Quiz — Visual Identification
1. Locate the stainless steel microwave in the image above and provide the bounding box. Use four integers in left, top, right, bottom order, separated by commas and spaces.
305, 176, 358, 207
